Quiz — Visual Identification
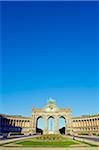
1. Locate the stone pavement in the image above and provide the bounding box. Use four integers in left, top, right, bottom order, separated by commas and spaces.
0, 135, 34, 145
0, 147, 99, 150
67, 135, 99, 146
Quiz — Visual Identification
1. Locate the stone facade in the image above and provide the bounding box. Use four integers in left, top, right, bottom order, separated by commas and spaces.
0, 99, 99, 135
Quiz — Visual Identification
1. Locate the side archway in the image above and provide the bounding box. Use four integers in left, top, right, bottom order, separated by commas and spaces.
36, 116, 44, 135
59, 116, 66, 134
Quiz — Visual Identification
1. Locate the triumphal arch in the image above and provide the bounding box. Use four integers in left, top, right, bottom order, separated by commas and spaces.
31, 99, 72, 134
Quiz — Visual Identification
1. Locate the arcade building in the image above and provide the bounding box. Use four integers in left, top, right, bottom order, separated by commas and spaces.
0, 99, 99, 136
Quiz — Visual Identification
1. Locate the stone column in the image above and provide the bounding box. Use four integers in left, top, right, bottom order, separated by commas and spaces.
65, 118, 68, 134
96, 118, 99, 126
66, 116, 72, 135
16, 120, 18, 126
20, 120, 22, 127
14, 120, 16, 126
54, 116, 59, 134
43, 116, 48, 134
17, 120, 19, 126
29, 119, 32, 128
24, 120, 25, 127
21, 120, 23, 127
31, 115, 37, 134
25, 120, 26, 128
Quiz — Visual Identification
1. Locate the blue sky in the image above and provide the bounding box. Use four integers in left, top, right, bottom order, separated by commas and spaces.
0, 1, 99, 117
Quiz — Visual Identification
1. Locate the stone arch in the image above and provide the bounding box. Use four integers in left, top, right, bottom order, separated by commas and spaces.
47, 115, 55, 119
58, 116, 66, 134
32, 100, 72, 135
36, 116, 44, 134
47, 116, 55, 134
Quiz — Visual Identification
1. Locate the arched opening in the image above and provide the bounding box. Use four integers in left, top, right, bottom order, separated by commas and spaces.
36, 116, 44, 135
48, 116, 54, 134
59, 116, 66, 134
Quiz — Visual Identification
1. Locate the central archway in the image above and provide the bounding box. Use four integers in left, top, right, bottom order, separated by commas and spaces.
48, 116, 55, 134
36, 116, 44, 135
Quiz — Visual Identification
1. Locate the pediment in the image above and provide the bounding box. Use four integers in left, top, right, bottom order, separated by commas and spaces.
43, 98, 59, 112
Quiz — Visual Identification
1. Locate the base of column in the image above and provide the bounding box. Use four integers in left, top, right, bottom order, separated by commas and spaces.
30, 128, 36, 135
65, 127, 72, 135
43, 130, 60, 134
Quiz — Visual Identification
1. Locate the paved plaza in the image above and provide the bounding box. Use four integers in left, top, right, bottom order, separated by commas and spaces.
0, 147, 99, 150
0, 135, 99, 150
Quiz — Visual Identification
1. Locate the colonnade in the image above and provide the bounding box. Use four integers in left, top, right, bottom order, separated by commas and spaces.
72, 116, 99, 132
0, 116, 31, 128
